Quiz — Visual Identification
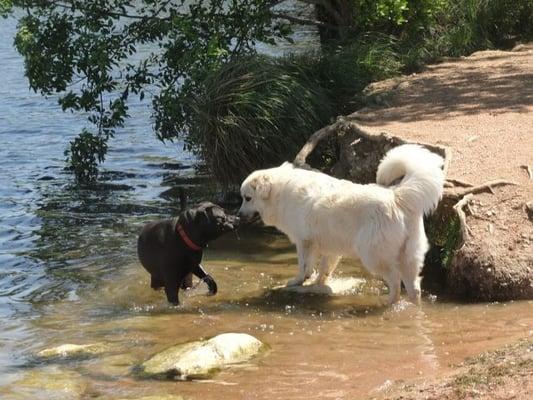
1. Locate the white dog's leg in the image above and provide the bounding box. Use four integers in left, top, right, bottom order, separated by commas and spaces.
400, 220, 426, 305
384, 269, 401, 304
399, 255, 422, 305
403, 274, 421, 305
287, 241, 317, 286
315, 255, 341, 285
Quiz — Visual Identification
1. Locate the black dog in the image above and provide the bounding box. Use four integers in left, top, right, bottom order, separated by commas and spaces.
137, 202, 239, 305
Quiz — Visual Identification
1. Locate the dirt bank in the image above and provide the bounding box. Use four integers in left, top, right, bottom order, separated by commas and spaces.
373, 338, 533, 400
297, 43, 533, 301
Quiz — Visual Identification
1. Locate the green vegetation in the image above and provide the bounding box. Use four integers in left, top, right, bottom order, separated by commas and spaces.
426, 208, 462, 269
3, 1, 532, 184
183, 55, 333, 186
184, 43, 407, 185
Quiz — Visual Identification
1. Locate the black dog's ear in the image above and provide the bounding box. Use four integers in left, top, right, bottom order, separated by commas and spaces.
194, 209, 208, 223
197, 201, 214, 210
183, 208, 196, 223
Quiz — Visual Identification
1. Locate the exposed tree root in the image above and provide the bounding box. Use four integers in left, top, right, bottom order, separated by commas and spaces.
444, 178, 473, 188
453, 194, 474, 248
293, 116, 452, 176
295, 119, 516, 204
446, 180, 518, 199
293, 117, 345, 167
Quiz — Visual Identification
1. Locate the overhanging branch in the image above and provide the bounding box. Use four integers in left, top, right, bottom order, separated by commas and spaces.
269, 12, 333, 28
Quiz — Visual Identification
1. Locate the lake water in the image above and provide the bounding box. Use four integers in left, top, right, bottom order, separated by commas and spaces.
0, 13, 532, 400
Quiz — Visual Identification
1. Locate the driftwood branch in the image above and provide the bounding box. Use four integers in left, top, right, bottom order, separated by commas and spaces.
269, 12, 332, 28
293, 118, 347, 166
293, 119, 518, 204
454, 194, 474, 248
445, 180, 518, 199
293, 117, 451, 174
445, 178, 473, 188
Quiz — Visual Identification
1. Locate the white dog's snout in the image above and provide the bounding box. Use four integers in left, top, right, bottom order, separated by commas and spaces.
237, 205, 253, 220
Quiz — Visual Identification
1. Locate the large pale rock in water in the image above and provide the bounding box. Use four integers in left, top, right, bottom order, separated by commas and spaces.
36, 343, 109, 360
139, 333, 266, 379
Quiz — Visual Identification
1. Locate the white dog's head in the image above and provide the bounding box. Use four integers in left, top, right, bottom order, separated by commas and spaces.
237, 170, 272, 222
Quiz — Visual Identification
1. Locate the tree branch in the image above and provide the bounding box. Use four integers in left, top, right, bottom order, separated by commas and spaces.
446, 180, 518, 199
293, 117, 346, 166
269, 11, 333, 28
294, 116, 451, 171
299, 0, 343, 24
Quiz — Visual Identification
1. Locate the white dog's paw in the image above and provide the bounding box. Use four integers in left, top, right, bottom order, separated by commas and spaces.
314, 275, 329, 286
286, 276, 305, 287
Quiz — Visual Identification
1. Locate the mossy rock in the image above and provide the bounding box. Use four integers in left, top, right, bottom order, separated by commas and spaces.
0, 366, 87, 400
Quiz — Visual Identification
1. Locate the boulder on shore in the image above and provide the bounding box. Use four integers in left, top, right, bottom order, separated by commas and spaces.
139, 333, 266, 380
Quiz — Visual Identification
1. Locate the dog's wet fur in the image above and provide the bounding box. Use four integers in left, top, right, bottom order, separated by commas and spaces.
137, 202, 239, 305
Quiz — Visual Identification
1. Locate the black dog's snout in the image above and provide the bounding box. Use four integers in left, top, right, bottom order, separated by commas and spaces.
221, 214, 240, 231
231, 215, 241, 226
236, 210, 252, 222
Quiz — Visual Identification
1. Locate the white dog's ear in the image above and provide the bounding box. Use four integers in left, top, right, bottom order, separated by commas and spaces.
251, 174, 271, 199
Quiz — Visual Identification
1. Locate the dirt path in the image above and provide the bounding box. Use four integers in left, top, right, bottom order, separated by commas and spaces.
349, 44, 533, 300
355, 45, 533, 188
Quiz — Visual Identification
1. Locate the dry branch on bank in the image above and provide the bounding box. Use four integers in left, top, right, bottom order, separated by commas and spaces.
294, 116, 453, 176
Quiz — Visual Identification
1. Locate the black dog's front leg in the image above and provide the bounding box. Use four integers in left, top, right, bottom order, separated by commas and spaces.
192, 264, 217, 295
163, 269, 180, 305
180, 273, 193, 290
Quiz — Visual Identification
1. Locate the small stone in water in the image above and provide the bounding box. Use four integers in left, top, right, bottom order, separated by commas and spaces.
36, 343, 109, 360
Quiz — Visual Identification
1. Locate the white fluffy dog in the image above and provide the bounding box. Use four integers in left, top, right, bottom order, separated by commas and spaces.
238, 144, 444, 304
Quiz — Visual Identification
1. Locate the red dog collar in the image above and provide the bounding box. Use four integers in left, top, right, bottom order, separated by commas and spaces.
176, 224, 202, 251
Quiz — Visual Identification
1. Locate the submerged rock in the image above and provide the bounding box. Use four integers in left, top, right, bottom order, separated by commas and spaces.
91, 353, 137, 377
0, 366, 86, 400
36, 343, 109, 360
139, 333, 266, 380
275, 276, 365, 295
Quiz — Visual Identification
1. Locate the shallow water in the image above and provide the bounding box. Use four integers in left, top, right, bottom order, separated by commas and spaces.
0, 11, 532, 400
1, 229, 532, 399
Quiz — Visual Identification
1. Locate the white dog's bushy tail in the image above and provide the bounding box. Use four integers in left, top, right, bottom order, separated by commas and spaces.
376, 144, 445, 215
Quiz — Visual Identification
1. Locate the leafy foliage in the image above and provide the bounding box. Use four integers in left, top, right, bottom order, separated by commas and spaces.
182, 55, 333, 186
8, 0, 291, 181
182, 38, 409, 185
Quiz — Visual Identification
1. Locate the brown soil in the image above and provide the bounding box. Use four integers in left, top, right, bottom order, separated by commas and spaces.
373, 338, 533, 400
341, 44, 533, 300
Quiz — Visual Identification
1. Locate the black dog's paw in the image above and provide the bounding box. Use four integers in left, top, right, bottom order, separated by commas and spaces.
204, 275, 218, 295
180, 273, 193, 290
